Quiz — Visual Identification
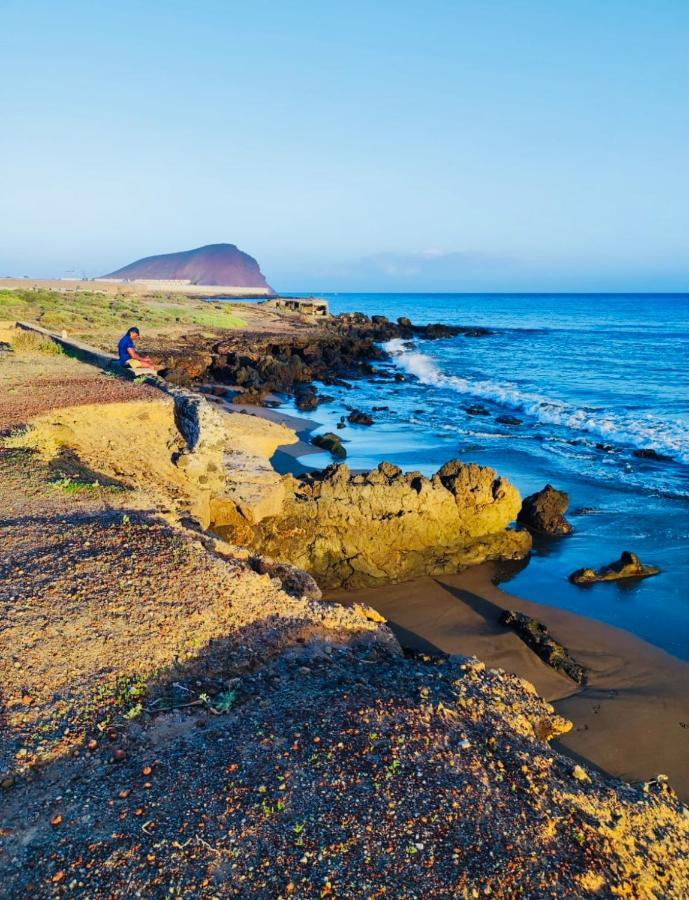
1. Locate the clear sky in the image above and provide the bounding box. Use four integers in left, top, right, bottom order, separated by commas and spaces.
1, 0, 687, 292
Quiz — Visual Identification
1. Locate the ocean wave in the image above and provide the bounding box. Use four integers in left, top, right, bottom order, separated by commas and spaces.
383, 339, 689, 464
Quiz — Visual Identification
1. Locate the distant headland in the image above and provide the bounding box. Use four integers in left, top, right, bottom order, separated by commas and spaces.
99, 242, 274, 293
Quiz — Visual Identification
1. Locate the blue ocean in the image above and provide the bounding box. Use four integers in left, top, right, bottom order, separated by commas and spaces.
283, 293, 689, 659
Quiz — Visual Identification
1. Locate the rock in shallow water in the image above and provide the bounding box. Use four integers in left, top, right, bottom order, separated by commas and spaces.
464, 404, 491, 416
517, 484, 573, 536
633, 448, 670, 461
569, 551, 660, 585
312, 432, 347, 459
347, 409, 375, 426
496, 415, 523, 426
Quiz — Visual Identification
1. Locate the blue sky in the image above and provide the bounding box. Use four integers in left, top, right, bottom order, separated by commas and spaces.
1, 0, 687, 292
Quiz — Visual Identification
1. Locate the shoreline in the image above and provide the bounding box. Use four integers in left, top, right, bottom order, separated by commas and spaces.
3, 311, 689, 892
326, 561, 689, 801
236, 399, 689, 800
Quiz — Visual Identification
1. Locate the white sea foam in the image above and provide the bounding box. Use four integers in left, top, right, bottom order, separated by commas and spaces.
383, 339, 689, 464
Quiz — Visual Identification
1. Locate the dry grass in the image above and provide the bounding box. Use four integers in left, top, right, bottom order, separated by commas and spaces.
11, 329, 64, 355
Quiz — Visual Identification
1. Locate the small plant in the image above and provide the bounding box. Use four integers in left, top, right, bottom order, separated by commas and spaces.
124, 702, 144, 720
210, 688, 237, 714
50, 476, 100, 494
12, 330, 64, 355
386, 759, 401, 780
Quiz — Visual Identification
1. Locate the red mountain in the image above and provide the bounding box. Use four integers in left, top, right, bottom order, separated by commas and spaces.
104, 243, 273, 290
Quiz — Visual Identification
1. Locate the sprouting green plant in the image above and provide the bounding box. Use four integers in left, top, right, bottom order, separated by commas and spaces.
124, 702, 144, 720
386, 759, 401, 780
121, 514, 131, 526
50, 476, 101, 494
210, 688, 237, 714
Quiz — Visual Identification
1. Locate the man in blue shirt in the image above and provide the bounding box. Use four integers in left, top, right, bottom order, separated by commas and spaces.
117, 327, 157, 373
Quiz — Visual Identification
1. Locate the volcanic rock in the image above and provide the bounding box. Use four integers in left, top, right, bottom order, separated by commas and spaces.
518, 484, 573, 536
569, 551, 661, 585
500, 610, 586, 685
347, 409, 374, 426
312, 433, 347, 459
242, 459, 530, 589
465, 404, 490, 417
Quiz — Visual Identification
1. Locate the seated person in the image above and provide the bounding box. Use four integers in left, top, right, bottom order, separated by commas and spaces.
117, 326, 158, 373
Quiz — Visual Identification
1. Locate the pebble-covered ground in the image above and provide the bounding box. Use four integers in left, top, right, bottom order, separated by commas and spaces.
2, 651, 689, 898
0, 348, 159, 433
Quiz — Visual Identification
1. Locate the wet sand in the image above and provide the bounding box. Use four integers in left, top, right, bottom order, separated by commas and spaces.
327, 563, 689, 801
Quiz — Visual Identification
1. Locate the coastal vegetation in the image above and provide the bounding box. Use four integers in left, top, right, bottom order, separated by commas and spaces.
0, 287, 246, 344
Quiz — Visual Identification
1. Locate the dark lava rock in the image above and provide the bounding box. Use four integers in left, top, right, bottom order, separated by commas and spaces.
296, 392, 319, 411
372, 406, 389, 412
496, 415, 523, 426
232, 388, 268, 406
397, 316, 412, 328
633, 448, 670, 461
394, 373, 406, 382
313, 432, 347, 459
500, 610, 586, 685
348, 409, 375, 426
371, 315, 389, 325
465, 404, 491, 417
518, 484, 573, 536
569, 551, 660, 585
595, 443, 614, 453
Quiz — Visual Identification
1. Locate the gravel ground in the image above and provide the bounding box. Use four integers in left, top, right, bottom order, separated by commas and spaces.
2, 651, 688, 898
0, 445, 386, 782
0, 349, 159, 433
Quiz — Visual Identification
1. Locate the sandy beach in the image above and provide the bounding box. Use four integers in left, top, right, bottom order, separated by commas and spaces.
327, 562, 689, 800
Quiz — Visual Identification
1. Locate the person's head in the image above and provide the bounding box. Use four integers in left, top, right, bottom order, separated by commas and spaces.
127, 326, 140, 343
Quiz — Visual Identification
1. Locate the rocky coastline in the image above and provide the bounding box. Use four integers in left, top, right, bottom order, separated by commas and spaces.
2, 307, 688, 895
160, 312, 491, 399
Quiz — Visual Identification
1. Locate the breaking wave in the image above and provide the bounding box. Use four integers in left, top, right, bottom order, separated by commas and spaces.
384, 339, 689, 465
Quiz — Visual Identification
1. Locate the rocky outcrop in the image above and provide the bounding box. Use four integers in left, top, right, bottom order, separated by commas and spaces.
570, 551, 660, 585
496, 415, 523, 426
518, 484, 573, 535
210, 315, 491, 398
500, 610, 586, 684
215, 459, 530, 589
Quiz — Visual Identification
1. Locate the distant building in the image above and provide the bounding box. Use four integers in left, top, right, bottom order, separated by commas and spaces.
264, 297, 329, 317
